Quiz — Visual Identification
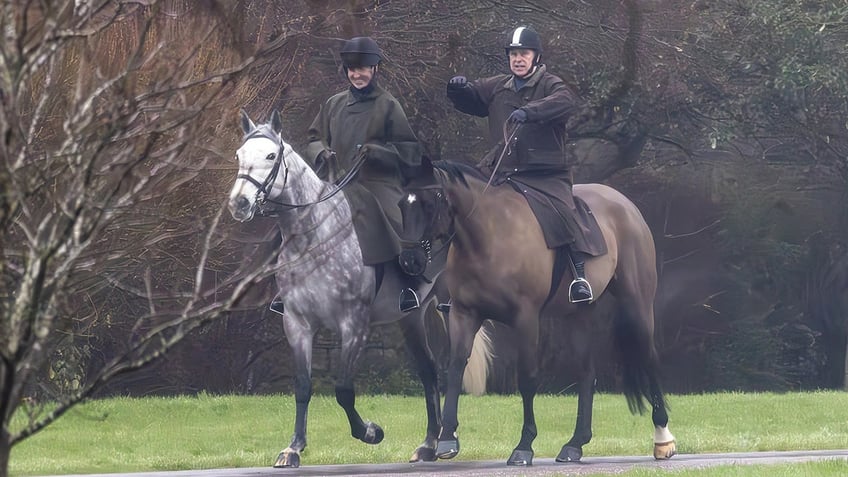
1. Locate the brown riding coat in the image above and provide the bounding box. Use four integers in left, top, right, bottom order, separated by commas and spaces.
306, 84, 423, 265
447, 65, 604, 255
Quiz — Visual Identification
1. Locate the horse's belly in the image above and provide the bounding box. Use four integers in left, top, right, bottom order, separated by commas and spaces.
275, 252, 374, 325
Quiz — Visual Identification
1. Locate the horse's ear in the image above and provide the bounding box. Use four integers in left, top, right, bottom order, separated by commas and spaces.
240, 109, 255, 134
270, 109, 283, 134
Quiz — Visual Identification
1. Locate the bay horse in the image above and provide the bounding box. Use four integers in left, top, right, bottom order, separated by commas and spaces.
400, 159, 677, 466
227, 109, 448, 468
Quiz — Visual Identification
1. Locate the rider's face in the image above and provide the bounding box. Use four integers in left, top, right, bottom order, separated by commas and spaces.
347, 66, 375, 89
509, 49, 536, 77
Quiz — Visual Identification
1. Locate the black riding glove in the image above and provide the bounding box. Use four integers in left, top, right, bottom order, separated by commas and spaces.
447, 75, 467, 93
314, 149, 335, 178
507, 108, 527, 125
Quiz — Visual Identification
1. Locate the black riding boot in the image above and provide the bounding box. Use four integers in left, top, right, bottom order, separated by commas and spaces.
569, 251, 594, 303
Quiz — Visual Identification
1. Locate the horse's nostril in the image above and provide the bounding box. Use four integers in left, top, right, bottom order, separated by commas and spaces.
237, 196, 251, 210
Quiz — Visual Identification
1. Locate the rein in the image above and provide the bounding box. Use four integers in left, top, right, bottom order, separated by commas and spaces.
464, 121, 521, 219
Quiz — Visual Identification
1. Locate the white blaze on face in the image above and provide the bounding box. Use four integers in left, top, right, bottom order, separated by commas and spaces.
228, 137, 278, 220
406, 193, 418, 205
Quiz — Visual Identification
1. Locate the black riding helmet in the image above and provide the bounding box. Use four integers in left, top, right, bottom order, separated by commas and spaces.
340, 37, 382, 68
505, 26, 542, 65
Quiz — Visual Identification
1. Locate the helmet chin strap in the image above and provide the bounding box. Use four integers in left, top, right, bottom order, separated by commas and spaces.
517, 65, 538, 79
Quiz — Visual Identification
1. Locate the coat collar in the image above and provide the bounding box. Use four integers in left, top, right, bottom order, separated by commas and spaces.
346, 82, 384, 104
505, 64, 546, 91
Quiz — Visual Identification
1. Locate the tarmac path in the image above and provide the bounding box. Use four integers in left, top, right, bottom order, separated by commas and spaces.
42, 449, 848, 477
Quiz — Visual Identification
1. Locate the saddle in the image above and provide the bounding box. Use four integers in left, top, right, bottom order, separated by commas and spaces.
501, 175, 607, 257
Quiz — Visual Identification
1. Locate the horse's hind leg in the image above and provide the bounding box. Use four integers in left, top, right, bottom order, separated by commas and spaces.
399, 306, 441, 462
274, 322, 315, 468
650, 373, 676, 459
335, 312, 384, 445
613, 279, 676, 460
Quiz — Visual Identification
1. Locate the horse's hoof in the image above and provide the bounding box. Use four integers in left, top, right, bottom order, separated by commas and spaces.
555, 445, 583, 462
507, 448, 534, 466
654, 440, 676, 460
362, 421, 384, 445
409, 445, 437, 462
436, 439, 459, 459
273, 449, 300, 468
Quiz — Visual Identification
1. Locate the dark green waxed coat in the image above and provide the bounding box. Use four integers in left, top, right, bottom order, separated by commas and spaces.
306, 84, 423, 265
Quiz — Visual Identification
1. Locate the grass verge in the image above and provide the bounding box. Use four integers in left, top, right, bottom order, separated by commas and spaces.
10, 391, 848, 475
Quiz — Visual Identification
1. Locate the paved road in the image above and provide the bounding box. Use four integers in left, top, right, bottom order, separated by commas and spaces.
43, 450, 848, 477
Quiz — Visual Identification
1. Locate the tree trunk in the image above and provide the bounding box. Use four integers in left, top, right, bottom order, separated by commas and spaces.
843, 336, 848, 391
0, 431, 10, 477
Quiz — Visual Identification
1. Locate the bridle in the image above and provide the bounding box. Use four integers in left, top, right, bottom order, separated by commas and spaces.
400, 184, 452, 276
235, 127, 364, 213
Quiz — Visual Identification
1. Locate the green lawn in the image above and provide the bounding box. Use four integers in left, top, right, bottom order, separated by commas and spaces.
10, 391, 848, 476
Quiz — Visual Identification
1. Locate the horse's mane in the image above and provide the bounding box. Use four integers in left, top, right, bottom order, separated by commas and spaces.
431, 160, 487, 188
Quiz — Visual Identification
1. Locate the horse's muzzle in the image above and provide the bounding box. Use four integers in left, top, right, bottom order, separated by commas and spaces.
228, 196, 255, 222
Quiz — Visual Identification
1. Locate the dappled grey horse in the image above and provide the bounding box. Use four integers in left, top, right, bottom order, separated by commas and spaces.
227, 109, 446, 468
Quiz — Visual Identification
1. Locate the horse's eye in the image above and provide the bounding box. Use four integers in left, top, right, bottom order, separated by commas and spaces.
266, 153, 276, 161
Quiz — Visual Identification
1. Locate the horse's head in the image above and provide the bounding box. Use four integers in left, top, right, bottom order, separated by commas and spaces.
398, 159, 453, 275
228, 109, 294, 222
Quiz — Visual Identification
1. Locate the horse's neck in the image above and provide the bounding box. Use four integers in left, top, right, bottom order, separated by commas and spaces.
444, 177, 499, 251
274, 152, 352, 240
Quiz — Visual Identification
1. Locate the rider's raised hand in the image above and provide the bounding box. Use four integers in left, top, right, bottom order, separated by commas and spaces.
447, 75, 467, 92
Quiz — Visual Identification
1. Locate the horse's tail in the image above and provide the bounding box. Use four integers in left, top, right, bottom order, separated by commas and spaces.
462, 321, 494, 396
612, 311, 664, 415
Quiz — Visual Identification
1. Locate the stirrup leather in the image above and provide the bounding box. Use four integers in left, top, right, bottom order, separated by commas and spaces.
568, 277, 593, 303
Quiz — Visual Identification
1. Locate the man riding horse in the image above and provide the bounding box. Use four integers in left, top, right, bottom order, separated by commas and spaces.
446, 26, 604, 303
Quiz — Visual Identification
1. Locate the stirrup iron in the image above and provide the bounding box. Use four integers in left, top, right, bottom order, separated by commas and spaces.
399, 288, 420, 312
569, 277, 593, 303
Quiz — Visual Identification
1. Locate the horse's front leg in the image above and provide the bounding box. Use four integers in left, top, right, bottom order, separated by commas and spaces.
274, 322, 315, 468
399, 305, 441, 462
335, 312, 384, 445
437, 305, 482, 460
508, 315, 540, 466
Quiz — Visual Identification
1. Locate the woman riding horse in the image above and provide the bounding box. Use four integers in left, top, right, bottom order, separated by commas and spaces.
305, 36, 430, 312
